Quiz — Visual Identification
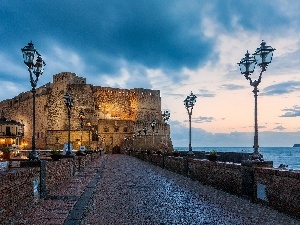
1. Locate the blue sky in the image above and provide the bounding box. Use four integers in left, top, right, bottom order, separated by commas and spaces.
0, 0, 300, 147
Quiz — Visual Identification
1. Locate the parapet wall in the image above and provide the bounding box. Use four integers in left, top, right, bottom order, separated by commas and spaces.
0, 167, 40, 223
0, 153, 101, 224
129, 151, 300, 219
254, 167, 300, 218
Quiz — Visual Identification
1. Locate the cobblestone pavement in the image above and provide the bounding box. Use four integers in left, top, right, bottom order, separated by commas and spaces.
82, 155, 299, 225
10, 154, 300, 225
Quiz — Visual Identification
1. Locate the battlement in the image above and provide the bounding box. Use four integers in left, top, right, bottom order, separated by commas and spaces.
53, 72, 83, 83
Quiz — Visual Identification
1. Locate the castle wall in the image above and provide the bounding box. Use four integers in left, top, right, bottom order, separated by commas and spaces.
0, 72, 172, 152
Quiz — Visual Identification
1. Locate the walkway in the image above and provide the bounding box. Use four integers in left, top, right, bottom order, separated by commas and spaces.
10, 155, 300, 225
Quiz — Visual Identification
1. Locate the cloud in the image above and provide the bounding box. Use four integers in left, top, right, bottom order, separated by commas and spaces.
0, 81, 27, 98
170, 120, 300, 147
2, 0, 295, 85
197, 89, 216, 98
220, 84, 245, 90
273, 125, 286, 131
6, 1, 213, 73
0, 53, 26, 81
193, 116, 215, 123
280, 105, 300, 117
1, 0, 300, 146
261, 81, 300, 96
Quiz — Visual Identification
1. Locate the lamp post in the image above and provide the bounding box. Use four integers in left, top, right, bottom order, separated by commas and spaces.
151, 120, 156, 153
63, 91, 74, 156
87, 122, 92, 150
124, 137, 129, 153
21, 41, 46, 160
162, 111, 170, 168
162, 110, 170, 151
79, 109, 85, 146
132, 133, 136, 152
238, 40, 275, 161
143, 126, 147, 151
184, 92, 197, 155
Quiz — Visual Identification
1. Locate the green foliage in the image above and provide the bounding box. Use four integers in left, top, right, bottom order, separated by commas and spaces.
0, 146, 10, 153
209, 150, 218, 156
207, 150, 218, 161
50, 149, 61, 155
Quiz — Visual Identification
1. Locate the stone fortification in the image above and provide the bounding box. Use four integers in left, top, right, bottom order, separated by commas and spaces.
0, 72, 172, 153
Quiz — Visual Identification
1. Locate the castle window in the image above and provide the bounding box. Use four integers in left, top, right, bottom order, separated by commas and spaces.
114, 126, 119, 132
123, 127, 128, 133
6, 127, 11, 136
104, 127, 109, 132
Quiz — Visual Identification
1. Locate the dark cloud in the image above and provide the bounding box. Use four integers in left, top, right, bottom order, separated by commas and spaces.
261, 81, 300, 96
1, 1, 295, 86
280, 105, 300, 117
0, 0, 213, 78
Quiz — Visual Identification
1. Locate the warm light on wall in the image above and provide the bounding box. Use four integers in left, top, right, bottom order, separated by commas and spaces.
20, 141, 28, 149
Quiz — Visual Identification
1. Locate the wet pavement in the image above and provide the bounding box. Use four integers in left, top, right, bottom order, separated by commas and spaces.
10, 154, 300, 225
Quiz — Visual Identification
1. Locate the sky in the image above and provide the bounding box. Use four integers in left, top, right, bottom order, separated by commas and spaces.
0, 0, 300, 147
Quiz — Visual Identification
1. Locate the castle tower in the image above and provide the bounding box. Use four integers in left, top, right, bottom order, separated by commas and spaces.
0, 72, 173, 154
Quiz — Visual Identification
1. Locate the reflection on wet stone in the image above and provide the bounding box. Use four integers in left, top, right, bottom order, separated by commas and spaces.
81, 155, 298, 225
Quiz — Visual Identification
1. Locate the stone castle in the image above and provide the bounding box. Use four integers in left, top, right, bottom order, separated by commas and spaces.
0, 72, 172, 153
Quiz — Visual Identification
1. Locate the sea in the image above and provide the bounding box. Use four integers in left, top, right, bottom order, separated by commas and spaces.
174, 147, 300, 170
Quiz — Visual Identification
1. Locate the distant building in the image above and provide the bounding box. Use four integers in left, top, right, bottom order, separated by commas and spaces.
0, 72, 172, 153
0, 110, 24, 147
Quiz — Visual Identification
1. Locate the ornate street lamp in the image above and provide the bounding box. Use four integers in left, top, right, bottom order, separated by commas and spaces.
79, 109, 85, 146
184, 91, 197, 155
21, 41, 46, 160
238, 40, 275, 161
162, 110, 170, 152
63, 91, 74, 156
162, 110, 170, 123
